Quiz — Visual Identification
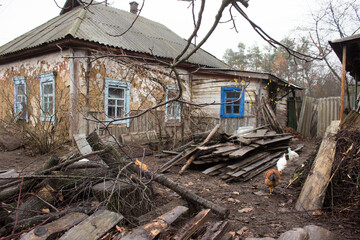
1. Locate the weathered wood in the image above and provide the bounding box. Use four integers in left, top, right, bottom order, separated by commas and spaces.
0, 169, 19, 185
202, 164, 227, 175
10, 185, 57, 221
20, 212, 88, 240
73, 134, 93, 156
59, 210, 123, 240
159, 148, 191, 172
229, 125, 269, 139
198, 220, 230, 240
228, 146, 255, 159
120, 206, 188, 240
295, 120, 340, 211
172, 209, 211, 240
87, 131, 230, 219
255, 135, 292, 146
227, 152, 270, 170
212, 145, 238, 155
179, 124, 221, 175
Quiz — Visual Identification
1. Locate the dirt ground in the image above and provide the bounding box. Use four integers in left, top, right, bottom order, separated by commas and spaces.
1, 138, 359, 239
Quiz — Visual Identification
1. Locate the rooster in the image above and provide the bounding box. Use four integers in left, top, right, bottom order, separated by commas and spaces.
264, 169, 280, 195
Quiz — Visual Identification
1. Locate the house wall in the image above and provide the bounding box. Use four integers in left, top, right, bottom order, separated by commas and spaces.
0, 51, 71, 139
191, 74, 268, 134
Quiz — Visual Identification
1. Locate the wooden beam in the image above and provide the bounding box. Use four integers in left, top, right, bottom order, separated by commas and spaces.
340, 45, 347, 123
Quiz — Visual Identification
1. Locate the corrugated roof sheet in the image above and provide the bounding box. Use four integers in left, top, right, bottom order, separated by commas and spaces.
0, 4, 227, 68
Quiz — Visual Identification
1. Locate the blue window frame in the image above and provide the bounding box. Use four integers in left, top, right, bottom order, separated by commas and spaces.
165, 85, 181, 121
38, 72, 56, 121
220, 86, 245, 118
104, 79, 130, 126
13, 77, 28, 122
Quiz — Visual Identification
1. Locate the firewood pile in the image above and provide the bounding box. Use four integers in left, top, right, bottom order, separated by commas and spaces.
159, 124, 302, 182
0, 132, 234, 240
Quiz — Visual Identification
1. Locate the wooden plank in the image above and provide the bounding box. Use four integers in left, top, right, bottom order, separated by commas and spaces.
295, 121, 340, 211
73, 134, 93, 156
20, 212, 88, 240
256, 129, 268, 136
172, 209, 211, 240
120, 206, 188, 240
255, 135, 292, 146
227, 152, 270, 170
59, 210, 123, 240
198, 220, 230, 240
202, 163, 227, 175
228, 146, 255, 159
212, 144, 238, 155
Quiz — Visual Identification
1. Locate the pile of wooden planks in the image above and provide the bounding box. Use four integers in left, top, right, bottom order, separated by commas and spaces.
160, 125, 300, 182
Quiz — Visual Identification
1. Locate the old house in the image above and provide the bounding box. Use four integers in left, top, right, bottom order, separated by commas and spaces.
0, 0, 300, 145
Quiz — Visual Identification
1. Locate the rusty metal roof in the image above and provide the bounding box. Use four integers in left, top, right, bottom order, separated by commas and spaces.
0, 3, 228, 68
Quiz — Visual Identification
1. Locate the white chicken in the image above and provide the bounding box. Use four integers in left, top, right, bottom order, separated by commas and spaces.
288, 147, 299, 162
276, 153, 287, 174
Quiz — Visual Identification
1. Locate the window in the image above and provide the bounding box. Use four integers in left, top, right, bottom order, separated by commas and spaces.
104, 79, 130, 125
38, 72, 55, 121
13, 77, 28, 122
220, 86, 245, 118
165, 85, 181, 121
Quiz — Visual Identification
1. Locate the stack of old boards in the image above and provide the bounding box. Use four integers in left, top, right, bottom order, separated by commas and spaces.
160, 125, 298, 182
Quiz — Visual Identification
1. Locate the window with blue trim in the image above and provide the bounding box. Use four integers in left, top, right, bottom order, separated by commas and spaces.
220, 86, 245, 118
104, 79, 130, 125
165, 85, 181, 121
13, 77, 28, 122
38, 72, 56, 121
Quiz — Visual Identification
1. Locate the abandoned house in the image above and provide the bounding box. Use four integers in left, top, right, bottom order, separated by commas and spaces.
0, 0, 301, 143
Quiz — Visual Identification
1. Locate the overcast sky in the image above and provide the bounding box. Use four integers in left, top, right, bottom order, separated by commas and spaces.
0, 0, 313, 60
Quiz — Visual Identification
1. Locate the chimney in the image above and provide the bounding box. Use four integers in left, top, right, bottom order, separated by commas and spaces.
129, 1, 139, 14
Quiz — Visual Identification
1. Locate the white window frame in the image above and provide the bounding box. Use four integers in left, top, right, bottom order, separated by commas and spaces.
38, 72, 56, 122
165, 84, 181, 121
104, 79, 130, 126
13, 76, 28, 122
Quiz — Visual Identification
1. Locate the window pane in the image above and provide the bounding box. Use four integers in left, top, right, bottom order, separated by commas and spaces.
108, 99, 115, 105
48, 96, 53, 104
225, 105, 232, 114
117, 100, 124, 107
233, 105, 240, 114
109, 88, 124, 98
108, 106, 115, 118
117, 107, 123, 117
44, 83, 53, 94
17, 85, 25, 95
226, 91, 240, 99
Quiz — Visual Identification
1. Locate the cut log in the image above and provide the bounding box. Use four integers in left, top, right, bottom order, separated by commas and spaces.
120, 206, 188, 240
295, 120, 340, 211
172, 209, 211, 240
59, 209, 123, 240
198, 220, 230, 240
20, 212, 88, 240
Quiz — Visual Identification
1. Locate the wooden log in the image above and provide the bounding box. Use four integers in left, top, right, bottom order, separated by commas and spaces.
20, 212, 88, 240
120, 206, 188, 240
295, 120, 340, 211
59, 210, 123, 240
0, 169, 19, 185
179, 124, 221, 175
86, 131, 230, 219
2, 206, 96, 235
198, 220, 230, 240
172, 209, 211, 240
9, 185, 57, 221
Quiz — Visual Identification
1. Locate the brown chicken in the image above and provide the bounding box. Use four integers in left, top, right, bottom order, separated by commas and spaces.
264, 169, 280, 195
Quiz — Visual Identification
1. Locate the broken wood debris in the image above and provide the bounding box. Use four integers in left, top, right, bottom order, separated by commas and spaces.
0, 131, 232, 239
160, 124, 300, 182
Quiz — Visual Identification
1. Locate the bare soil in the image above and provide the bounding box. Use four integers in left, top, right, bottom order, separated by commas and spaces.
1, 139, 359, 239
